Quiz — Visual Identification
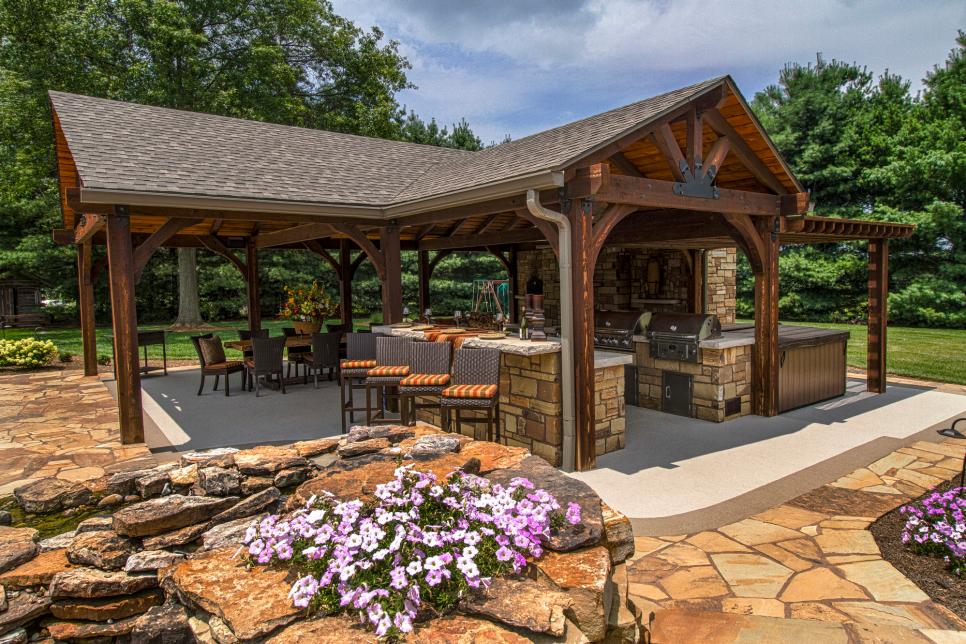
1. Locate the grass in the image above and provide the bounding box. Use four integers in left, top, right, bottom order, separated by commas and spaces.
0, 318, 372, 362
735, 319, 966, 385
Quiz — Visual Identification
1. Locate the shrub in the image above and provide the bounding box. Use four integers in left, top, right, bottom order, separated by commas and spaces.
97, 355, 111, 366
0, 337, 57, 368
59, 351, 73, 363
900, 486, 966, 576
242, 464, 580, 638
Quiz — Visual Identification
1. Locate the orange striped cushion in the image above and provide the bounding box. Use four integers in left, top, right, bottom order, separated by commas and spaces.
400, 373, 451, 386
368, 365, 410, 377
341, 359, 376, 369
442, 384, 498, 399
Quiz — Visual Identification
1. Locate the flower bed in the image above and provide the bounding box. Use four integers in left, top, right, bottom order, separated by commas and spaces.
243, 464, 580, 638
900, 484, 966, 575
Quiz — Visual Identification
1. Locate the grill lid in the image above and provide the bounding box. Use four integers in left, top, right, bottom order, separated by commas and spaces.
595, 310, 652, 335
646, 312, 722, 340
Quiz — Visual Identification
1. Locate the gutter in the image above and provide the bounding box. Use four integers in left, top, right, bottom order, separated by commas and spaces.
525, 189, 576, 473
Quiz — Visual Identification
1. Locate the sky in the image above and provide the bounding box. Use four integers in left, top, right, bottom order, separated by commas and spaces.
329, 0, 965, 144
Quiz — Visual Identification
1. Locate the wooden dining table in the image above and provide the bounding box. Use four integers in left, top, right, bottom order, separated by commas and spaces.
223, 335, 314, 352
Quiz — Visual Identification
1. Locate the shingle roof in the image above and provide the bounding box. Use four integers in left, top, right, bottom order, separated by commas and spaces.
50, 76, 728, 211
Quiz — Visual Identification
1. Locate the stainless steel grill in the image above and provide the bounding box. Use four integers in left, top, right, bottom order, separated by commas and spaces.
593, 310, 652, 353
646, 312, 721, 363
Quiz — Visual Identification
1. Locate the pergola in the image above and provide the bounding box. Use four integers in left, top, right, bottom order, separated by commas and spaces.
49, 76, 913, 471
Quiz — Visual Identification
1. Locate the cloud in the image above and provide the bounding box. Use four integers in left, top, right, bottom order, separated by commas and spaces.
332, 0, 966, 142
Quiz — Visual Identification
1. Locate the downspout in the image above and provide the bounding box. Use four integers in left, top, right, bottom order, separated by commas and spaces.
526, 189, 576, 473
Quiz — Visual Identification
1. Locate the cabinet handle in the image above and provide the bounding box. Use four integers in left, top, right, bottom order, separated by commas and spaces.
665, 385, 671, 399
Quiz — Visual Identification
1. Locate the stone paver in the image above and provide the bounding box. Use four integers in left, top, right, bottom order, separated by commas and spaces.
629, 437, 966, 643
0, 370, 154, 492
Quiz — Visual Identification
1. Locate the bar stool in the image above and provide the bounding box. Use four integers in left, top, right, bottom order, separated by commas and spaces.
399, 342, 452, 426
339, 333, 378, 433
440, 347, 501, 442
365, 336, 412, 425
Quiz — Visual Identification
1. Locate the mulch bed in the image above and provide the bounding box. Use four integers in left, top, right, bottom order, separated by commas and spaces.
871, 476, 966, 622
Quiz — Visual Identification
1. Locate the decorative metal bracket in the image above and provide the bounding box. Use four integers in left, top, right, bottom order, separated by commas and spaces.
673, 159, 720, 199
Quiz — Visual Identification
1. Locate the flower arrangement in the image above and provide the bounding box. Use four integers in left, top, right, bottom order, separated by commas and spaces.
0, 337, 57, 368
900, 486, 966, 576
278, 282, 339, 325
241, 465, 581, 638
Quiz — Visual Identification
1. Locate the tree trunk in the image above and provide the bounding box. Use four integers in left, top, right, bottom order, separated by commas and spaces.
169, 247, 208, 330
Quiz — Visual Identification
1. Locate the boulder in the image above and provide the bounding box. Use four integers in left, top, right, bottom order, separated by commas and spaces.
0, 527, 38, 574
488, 456, 603, 551
49, 568, 157, 599
180, 447, 238, 468
125, 550, 185, 573
46, 614, 140, 640
412, 615, 533, 643
136, 469, 171, 498
67, 530, 135, 571
337, 437, 390, 458
201, 517, 260, 552
13, 478, 91, 513
0, 592, 50, 633
346, 424, 415, 444
601, 503, 635, 564
0, 628, 25, 644
240, 476, 274, 496
105, 469, 157, 497
273, 467, 310, 489
210, 488, 280, 525
291, 454, 399, 505
0, 549, 73, 589
74, 516, 113, 533
264, 615, 371, 642
112, 494, 238, 537
199, 467, 243, 496
458, 441, 530, 473
0, 585, 5, 612
533, 546, 613, 641
0, 511, 11, 526
97, 493, 124, 508
408, 435, 462, 458
169, 464, 200, 487
460, 576, 573, 637
130, 602, 195, 643
208, 615, 239, 644
292, 437, 340, 458
163, 548, 301, 641
233, 446, 306, 475
38, 531, 75, 552
141, 522, 209, 550
49, 588, 163, 621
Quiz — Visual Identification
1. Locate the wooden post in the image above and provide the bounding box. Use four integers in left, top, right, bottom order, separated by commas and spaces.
105, 208, 144, 444
381, 224, 403, 324
245, 239, 261, 332
339, 239, 353, 329
77, 241, 98, 376
867, 240, 888, 393
752, 220, 780, 416
569, 197, 597, 471
417, 250, 431, 317
508, 248, 519, 323
690, 249, 705, 314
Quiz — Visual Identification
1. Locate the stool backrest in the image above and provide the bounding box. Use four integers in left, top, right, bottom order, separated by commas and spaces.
346, 332, 377, 361
311, 332, 341, 367
252, 335, 286, 373
452, 347, 500, 386
410, 341, 451, 374
376, 336, 412, 367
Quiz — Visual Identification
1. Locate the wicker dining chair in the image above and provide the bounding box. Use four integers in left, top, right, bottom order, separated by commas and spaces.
399, 342, 452, 426
282, 327, 311, 378
238, 329, 268, 388
190, 334, 246, 396
440, 347, 502, 442
302, 332, 341, 387
365, 336, 413, 425
339, 333, 378, 433
246, 335, 287, 396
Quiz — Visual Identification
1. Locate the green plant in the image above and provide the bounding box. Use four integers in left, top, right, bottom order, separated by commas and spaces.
58, 351, 73, 363
0, 337, 57, 368
97, 354, 111, 366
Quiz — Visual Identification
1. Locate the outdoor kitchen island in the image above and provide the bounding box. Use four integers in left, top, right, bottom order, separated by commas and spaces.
633, 324, 850, 422
372, 326, 633, 465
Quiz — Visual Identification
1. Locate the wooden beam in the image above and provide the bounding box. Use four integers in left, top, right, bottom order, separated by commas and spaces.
74, 214, 105, 244
591, 204, 637, 264
686, 108, 703, 171
609, 152, 644, 177
689, 249, 705, 314
77, 241, 98, 376
593, 174, 781, 217
418, 228, 545, 251
381, 224, 403, 324
303, 240, 341, 277
105, 209, 144, 444
196, 235, 247, 279
394, 189, 562, 228
651, 124, 687, 182
568, 197, 597, 471
752, 219, 780, 417
703, 136, 731, 180
867, 240, 888, 393
703, 109, 787, 195
333, 224, 385, 280
722, 212, 766, 274
428, 249, 453, 273
418, 250, 431, 317
514, 209, 560, 258
133, 218, 200, 281
209, 219, 223, 235
255, 223, 334, 249
339, 239, 353, 327
245, 239, 261, 332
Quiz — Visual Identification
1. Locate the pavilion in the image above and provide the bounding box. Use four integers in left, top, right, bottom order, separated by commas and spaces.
48, 75, 913, 471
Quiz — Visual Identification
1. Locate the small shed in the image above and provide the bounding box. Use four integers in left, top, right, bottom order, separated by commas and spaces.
0, 275, 46, 326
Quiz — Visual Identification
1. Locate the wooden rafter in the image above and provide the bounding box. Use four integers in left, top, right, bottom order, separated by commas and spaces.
196, 235, 247, 279
591, 204, 637, 263
703, 109, 786, 195
418, 228, 544, 251
303, 240, 341, 277
333, 224, 386, 280
133, 217, 201, 280
650, 124, 687, 182
513, 208, 560, 257
255, 223, 334, 249
608, 152, 644, 177
74, 214, 105, 244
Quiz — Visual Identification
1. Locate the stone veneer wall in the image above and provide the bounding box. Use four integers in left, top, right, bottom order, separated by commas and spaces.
706, 248, 737, 324
517, 246, 737, 326
415, 352, 564, 466
635, 341, 752, 422
594, 365, 626, 455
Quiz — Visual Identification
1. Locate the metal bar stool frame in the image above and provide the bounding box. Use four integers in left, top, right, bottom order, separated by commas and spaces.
399, 341, 452, 426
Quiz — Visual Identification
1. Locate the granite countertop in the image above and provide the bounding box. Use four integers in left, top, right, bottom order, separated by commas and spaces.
633, 325, 850, 350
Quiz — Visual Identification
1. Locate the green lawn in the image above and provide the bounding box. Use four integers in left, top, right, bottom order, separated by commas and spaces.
1, 318, 370, 362
735, 320, 966, 385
